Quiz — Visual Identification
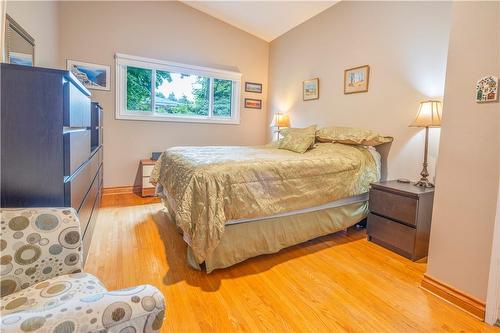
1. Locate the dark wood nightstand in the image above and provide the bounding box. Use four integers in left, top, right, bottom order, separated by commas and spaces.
367, 180, 435, 261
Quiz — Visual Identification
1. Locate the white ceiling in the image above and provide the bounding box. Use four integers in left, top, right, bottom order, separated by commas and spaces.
182, 1, 338, 42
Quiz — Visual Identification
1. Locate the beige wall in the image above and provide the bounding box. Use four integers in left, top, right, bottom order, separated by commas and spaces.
58, 1, 269, 187
427, 1, 500, 301
268, 1, 452, 181
6, 1, 59, 68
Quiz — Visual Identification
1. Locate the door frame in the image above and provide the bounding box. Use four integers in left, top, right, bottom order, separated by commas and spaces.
485, 182, 500, 324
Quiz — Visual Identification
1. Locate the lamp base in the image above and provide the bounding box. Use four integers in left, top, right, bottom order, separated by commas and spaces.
415, 126, 434, 189
414, 179, 435, 188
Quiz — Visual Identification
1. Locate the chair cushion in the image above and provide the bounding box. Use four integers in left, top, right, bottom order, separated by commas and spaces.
0, 208, 83, 297
1, 281, 164, 333
0, 272, 107, 316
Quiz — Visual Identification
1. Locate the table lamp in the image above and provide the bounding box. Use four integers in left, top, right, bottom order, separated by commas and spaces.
270, 112, 290, 140
409, 100, 442, 188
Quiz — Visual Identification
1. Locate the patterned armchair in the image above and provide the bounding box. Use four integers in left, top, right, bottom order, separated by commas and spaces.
0, 208, 165, 333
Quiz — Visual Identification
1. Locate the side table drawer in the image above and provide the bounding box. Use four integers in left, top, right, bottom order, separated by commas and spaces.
142, 165, 154, 177
367, 213, 416, 257
369, 189, 417, 226
142, 176, 154, 189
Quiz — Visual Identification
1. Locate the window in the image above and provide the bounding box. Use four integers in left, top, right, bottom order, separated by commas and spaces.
116, 53, 241, 124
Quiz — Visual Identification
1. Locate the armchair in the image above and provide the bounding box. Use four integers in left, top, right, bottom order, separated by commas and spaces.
0, 208, 165, 333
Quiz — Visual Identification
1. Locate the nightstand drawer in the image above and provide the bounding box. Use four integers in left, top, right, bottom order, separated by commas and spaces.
367, 213, 416, 256
142, 176, 154, 189
142, 165, 154, 177
369, 189, 417, 226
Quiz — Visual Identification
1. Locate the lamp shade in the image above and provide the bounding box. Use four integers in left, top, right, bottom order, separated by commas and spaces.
270, 112, 290, 128
409, 100, 442, 128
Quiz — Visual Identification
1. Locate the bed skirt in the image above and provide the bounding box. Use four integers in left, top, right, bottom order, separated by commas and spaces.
186, 201, 368, 273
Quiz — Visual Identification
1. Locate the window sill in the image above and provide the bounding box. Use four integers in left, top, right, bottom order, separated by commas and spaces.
116, 112, 240, 125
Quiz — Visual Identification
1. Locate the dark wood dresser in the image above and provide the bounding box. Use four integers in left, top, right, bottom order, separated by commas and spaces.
0, 63, 103, 262
367, 180, 434, 261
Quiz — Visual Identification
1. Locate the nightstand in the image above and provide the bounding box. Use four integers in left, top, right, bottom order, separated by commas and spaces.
140, 159, 156, 197
367, 180, 435, 261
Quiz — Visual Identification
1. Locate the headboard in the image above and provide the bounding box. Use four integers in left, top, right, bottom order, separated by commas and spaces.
375, 141, 392, 181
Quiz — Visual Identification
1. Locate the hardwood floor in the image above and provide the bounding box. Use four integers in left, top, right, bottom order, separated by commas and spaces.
85, 193, 499, 333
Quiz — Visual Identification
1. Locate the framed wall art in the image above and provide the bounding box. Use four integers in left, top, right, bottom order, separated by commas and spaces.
245, 82, 262, 93
344, 65, 370, 94
476, 76, 498, 103
303, 78, 319, 101
244, 98, 262, 109
67, 60, 111, 91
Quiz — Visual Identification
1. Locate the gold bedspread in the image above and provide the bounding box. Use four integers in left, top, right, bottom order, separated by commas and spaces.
150, 143, 379, 263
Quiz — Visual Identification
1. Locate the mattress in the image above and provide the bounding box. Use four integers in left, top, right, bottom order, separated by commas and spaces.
150, 143, 380, 263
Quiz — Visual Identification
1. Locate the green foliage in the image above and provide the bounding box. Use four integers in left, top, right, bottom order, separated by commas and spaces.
213, 79, 232, 117
126, 67, 152, 111
127, 68, 172, 112
156, 70, 172, 87
127, 67, 232, 117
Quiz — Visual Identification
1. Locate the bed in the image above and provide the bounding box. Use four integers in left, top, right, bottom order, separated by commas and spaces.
150, 142, 381, 272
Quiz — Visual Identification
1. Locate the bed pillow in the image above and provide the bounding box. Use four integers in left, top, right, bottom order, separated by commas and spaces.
278, 125, 317, 153
316, 127, 393, 146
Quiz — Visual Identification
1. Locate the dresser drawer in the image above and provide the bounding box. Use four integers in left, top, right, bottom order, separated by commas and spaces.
78, 172, 99, 237
65, 149, 100, 210
369, 189, 417, 226
64, 129, 91, 177
63, 80, 91, 128
367, 213, 416, 257
82, 186, 101, 263
98, 164, 103, 188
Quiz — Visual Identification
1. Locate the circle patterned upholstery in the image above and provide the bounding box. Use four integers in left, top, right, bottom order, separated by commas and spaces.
1, 208, 82, 297
0, 208, 165, 332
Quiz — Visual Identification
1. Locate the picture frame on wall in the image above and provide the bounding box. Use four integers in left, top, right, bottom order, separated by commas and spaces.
67, 60, 111, 91
245, 82, 262, 93
244, 98, 262, 109
476, 75, 498, 103
303, 78, 319, 101
344, 65, 370, 94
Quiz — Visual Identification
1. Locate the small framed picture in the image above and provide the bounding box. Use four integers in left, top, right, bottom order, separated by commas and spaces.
245, 82, 262, 93
244, 98, 262, 109
67, 60, 111, 91
9, 52, 33, 66
344, 65, 370, 94
303, 78, 319, 101
476, 76, 498, 103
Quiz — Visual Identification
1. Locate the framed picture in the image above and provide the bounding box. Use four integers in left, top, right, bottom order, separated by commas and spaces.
5, 14, 35, 67
344, 65, 370, 94
67, 60, 110, 91
245, 82, 262, 93
244, 98, 262, 109
476, 76, 498, 103
9, 52, 33, 66
303, 78, 319, 101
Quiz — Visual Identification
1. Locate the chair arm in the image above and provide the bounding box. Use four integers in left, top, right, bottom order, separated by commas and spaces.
0, 284, 165, 333
0, 208, 83, 296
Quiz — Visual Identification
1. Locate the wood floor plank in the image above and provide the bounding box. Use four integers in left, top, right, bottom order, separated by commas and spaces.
85, 193, 499, 333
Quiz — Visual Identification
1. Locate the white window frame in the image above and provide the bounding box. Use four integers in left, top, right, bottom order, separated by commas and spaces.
115, 53, 241, 124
